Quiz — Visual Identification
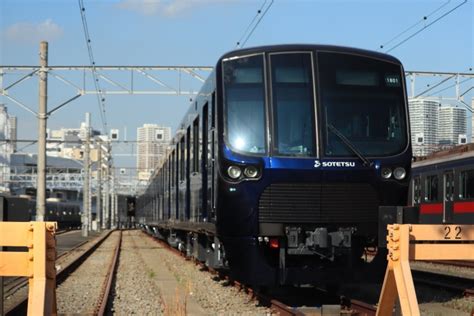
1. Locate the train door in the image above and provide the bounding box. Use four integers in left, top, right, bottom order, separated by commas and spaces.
420, 173, 442, 224
443, 170, 454, 223
190, 116, 201, 222
179, 136, 186, 221
412, 175, 421, 206
209, 93, 217, 222
185, 127, 191, 220
202, 103, 209, 220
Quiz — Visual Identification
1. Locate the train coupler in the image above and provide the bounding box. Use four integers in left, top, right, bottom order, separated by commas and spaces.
284, 226, 355, 259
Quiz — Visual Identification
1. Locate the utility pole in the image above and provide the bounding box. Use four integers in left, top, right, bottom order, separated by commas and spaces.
110, 189, 115, 229
82, 112, 90, 237
36, 41, 48, 221
96, 141, 102, 232
103, 143, 110, 229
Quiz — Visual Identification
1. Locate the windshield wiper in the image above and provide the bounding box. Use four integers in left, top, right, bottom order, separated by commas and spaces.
327, 124, 373, 167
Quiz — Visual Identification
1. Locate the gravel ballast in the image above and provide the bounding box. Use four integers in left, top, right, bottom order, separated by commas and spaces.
56, 231, 120, 314
133, 230, 273, 315
108, 230, 163, 315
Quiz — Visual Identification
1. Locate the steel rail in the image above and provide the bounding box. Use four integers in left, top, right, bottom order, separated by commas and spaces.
5, 230, 114, 315
348, 299, 377, 316
142, 230, 343, 316
412, 270, 474, 294
95, 230, 122, 316
428, 260, 474, 269
3, 234, 89, 299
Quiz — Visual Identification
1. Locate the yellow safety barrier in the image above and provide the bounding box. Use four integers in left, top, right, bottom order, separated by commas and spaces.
376, 224, 474, 316
0, 221, 57, 315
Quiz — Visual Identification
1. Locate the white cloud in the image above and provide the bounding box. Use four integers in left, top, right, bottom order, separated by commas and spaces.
117, 0, 228, 17
3, 19, 64, 44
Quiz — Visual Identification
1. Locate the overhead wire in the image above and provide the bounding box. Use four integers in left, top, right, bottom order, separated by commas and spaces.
384, 0, 468, 53
379, 0, 452, 50
427, 77, 473, 97
237, 0, 274, 48
78, 0, 108, 134
236, 0, 268, 48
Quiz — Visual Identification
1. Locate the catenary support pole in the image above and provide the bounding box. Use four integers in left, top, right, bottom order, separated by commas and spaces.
96, 142, 102, 232
36, 41, 48, 222
82, 112, 90, 237
113, 192, 118, 228
103, 153, 110, 229
110, 191, 114, 229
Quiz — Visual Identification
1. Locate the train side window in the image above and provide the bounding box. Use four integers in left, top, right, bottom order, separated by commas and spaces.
180, 136, 185, 181
459, 170, 474, 199
444, 172, 454, 201
424, 175, 438, 202
172, 150, 176, 187
193, 117, 199, 173
211, 92, 216, 129
202, 103, 209, 170
413, 176, 421, 204
186, 127, 191, 175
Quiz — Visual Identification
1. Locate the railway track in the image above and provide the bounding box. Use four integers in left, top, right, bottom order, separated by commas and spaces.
413, 270, 474, 296
54, 230, 121, 315
95, 230, 122, 315
143, 231, 379, 315
5, 230, 114, 315
143, 230, 474, 315
429, 260, 474, 269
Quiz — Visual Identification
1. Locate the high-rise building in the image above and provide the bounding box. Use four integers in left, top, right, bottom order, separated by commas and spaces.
46, 123, 100, 160
438, 105, 467, 145
137, 124, 171, 180
409, 99, 440, 156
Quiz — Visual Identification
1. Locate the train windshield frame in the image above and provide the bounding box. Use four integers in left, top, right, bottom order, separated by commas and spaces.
318, 52, 408, 157
222, 53, 267, 155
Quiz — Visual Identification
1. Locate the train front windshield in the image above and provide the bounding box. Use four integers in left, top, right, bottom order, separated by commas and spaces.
223, 50, 408, 157
318, 52, 408, 157
223, 54, 267, 154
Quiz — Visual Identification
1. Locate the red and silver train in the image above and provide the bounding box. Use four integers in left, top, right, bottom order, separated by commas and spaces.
410, 144, 474, 224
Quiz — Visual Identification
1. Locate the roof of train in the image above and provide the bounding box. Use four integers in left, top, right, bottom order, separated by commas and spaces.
412, 144, 474, 168
218, 44, 402, 65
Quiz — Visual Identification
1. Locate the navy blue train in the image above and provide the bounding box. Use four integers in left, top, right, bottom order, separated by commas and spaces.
137, 44, 412, 286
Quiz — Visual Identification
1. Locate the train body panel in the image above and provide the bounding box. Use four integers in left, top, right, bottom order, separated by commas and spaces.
410, 145, 474, 224
137, 44, 412, 285
0, 195, 81, 229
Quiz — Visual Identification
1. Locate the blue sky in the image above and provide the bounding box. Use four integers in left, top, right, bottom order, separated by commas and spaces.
1, 0, 473, 168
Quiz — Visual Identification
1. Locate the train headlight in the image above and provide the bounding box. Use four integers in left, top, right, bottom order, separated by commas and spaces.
381, 168, 392, 179
244, 166, 259, 178
227, 165, 242, 179
393, 167, 406, 180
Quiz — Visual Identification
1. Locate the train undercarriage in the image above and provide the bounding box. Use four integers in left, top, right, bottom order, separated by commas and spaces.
140, 210, 406, 288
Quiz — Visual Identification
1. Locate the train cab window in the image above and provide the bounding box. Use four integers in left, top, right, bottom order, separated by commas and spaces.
413, 176, 421, 204
318, 52, 407, 157
270, 52, 316, 156
223, 54, 266, 154
425, 175, 439, 202
459, 170, 474, 199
